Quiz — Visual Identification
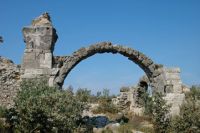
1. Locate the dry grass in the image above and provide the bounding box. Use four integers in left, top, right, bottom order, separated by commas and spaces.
118, 114, 154, 133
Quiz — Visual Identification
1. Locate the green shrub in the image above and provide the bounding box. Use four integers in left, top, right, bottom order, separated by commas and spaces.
0, 106, 6, 118
102, 89, 110, 99
151, 93, 171, 133
143, 92, 171, 133
117, 124, 132, 133
171, 86, 200, 133
92, 98, 119, 114
91, 89, 118, 114
120, 86, 130, 92
137, 87, 148, 107
75, 88, 91, 103
172, 102, 200, 133
185, 85, 200, 102
141, 91, 153, 116
6, 79, 85, 132
0, 119, 5, 132
0, 106, 11, 132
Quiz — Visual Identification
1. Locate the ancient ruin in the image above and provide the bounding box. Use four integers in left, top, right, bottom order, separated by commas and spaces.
112, 74, 185, 116
0, 13, 187, 115
0, 56, 20, 107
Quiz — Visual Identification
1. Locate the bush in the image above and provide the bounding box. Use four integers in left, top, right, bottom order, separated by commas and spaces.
0, 106, 6, 118
0, 106, 13, 132
91, 89, 118, 114
185, 85, 200, 102
92, 98, 119, 114
172, 102, 200, 133
143, 92, 171, 133
137, 87, 149, 107
151, 93, 171, 133
75, 88, 91, 103
117, 124, 132, 133
6, 79, 85, 132
140, 90, 153, 116
120, 86, 130, 92
171, 86, 200, 133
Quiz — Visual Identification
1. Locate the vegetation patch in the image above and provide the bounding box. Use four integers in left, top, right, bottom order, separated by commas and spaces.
4, 79, 85, 132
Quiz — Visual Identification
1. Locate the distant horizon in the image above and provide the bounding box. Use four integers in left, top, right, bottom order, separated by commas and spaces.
0, 1, 200, 94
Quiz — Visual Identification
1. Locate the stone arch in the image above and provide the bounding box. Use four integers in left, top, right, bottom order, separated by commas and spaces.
53, 42, 162, 92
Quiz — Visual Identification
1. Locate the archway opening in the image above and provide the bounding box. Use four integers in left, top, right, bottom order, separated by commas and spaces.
63, 53, 145, 95
54, 43, 159, 94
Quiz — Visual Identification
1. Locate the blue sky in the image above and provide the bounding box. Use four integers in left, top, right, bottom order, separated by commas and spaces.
0, 0, 200, 94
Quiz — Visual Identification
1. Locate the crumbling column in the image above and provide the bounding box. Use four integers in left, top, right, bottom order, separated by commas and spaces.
21, 13, 58, 80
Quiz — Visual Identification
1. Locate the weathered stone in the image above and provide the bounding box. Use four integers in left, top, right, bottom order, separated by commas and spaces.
164, 93, 185, 116
21, 13, 57, 82
142, 58, 153, 67
31, 12, 52, 26
112, 80, 149, 114
182, 84, 190, 93
148, 64, 156, 73
0, 56, 20, 108
53, 43, 156, 88
112, 72, 187, 116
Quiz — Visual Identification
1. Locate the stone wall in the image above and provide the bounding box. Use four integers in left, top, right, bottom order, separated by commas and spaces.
161, 67, 186, 115
154, 67, 183, 94
112, 68, 188, 116
0, 56, 20, 108
112, 85, 145, 115
112, 78, 149, 115
164, 93, 185, 116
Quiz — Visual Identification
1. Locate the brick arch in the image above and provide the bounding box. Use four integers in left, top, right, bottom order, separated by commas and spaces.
53, 42, 162, 91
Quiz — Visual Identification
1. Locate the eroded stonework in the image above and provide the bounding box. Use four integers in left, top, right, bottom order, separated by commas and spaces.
53, 43, 162, 92
0, 13, 188, 115
19, 14, 166, 94
0, 56, 20, 108
112, 71, 187, 116
21, 13, 58, 85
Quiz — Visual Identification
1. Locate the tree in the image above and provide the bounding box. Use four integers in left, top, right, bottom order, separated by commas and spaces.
0, 36, 3, 43
143, 94, 153, 116
66, 85, 74, 95
102, 89, 110, 99
6, 79, 85, 132
143, 92, 171, 133
151, 93, 171, 133
96, 91, 101, 97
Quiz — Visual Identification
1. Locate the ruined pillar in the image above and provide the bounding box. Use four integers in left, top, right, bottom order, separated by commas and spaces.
21, 13, 58, 81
